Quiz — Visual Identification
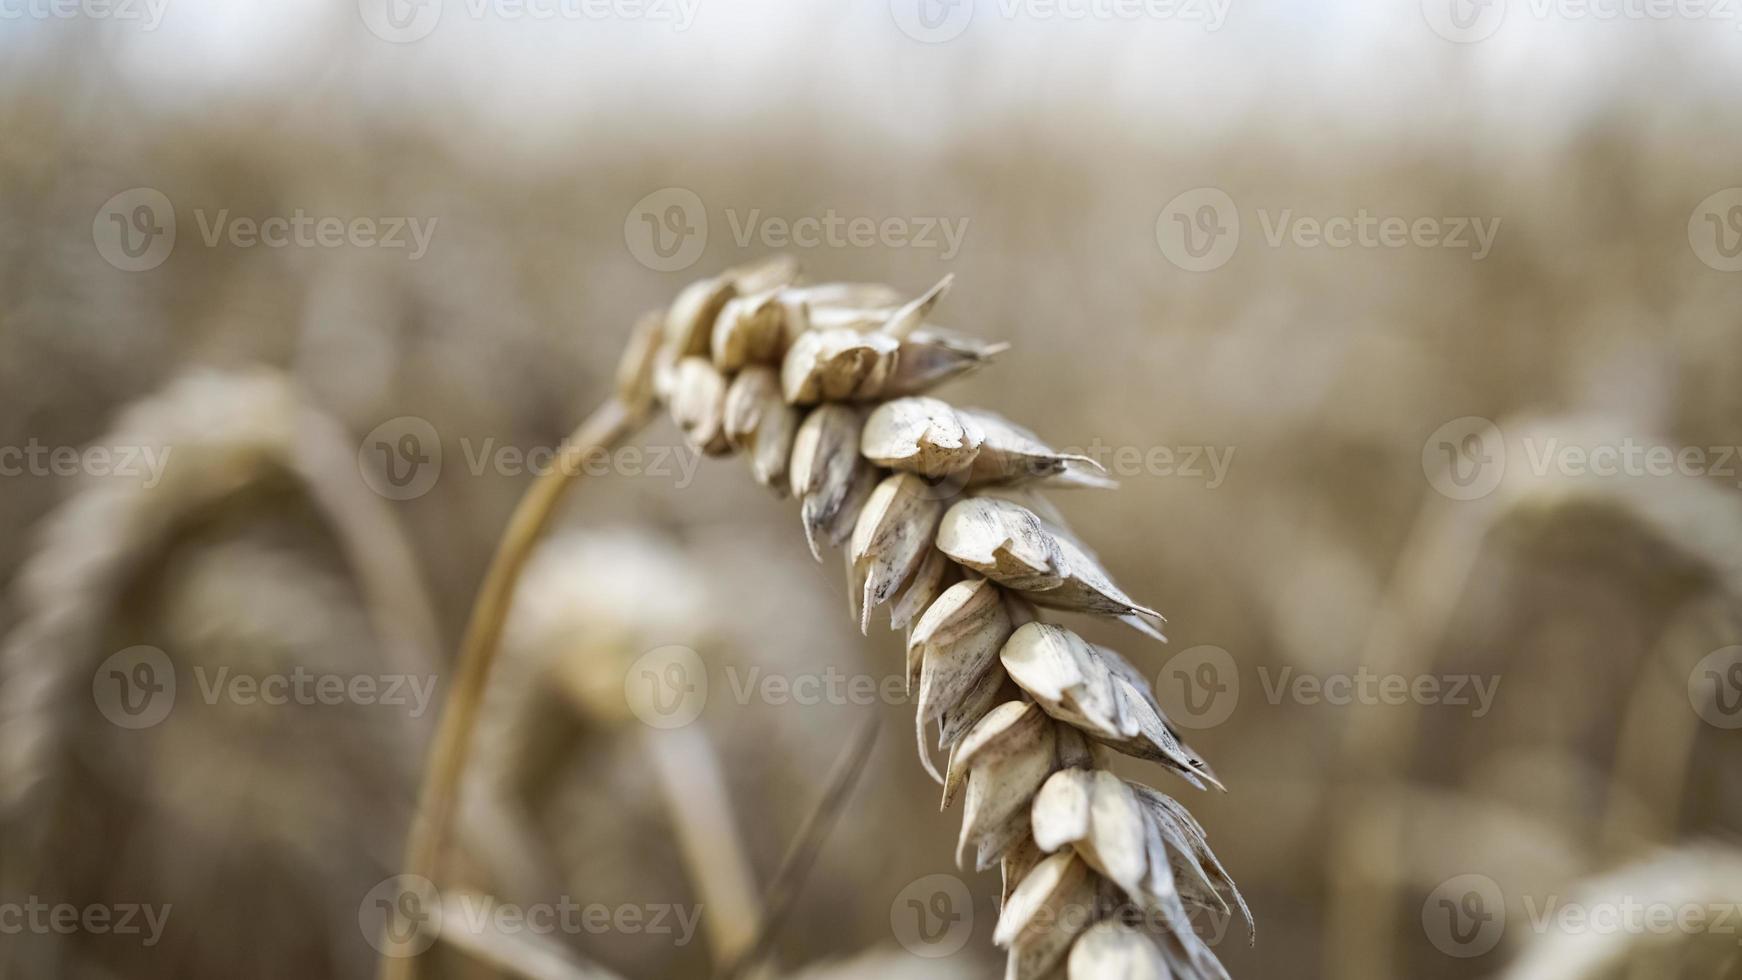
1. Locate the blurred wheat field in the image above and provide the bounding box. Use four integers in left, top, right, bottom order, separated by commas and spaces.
1, 2, 1741, 978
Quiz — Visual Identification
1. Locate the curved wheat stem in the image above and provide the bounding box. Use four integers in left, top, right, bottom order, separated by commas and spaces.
382, 396, 653, 980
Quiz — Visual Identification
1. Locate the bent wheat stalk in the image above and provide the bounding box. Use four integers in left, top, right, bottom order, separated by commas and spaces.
387, 258, 1248, 980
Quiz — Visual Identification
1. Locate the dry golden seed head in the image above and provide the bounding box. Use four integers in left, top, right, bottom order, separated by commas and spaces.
944, 700, 1046, 808
861, 397, 987, 478
890, 546, 953, 634
848, 473, 946, 634
749, 398, 800, 496
783, 281, 903, 310
878, 274, 954, 340
1001, 623, 1216, 789
936, 664, 1015, 760
881, 328, 1009, 398
724, 252, 801, 294
668, 356, 731, 456
789, 405, 875, 558
711, 290, 788, 372
664, 275, 737, 359
937, 497, 1165, 631
936, 497, 1065, 591
958, 409, 1105, 488
1130, 783, 1251, 932
614, 308, 667, 412
954, 718, 1057, 871
1068, 921, 1170, 980
722, 366, 780, 449
1030, 768, 1148, 898
800, 304, 896, 334
911, 579, 1013, 733
780, 328, 900, 405
1001, 836, 1048, 908
995, 849, 1099, 978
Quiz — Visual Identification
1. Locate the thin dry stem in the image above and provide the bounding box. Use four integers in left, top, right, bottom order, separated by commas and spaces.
382, 397, 650, 980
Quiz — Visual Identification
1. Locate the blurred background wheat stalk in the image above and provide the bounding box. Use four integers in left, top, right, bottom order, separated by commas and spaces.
3, 2, 1742, 978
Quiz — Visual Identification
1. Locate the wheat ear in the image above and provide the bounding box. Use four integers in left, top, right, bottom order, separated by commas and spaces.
387, 258, 1247, 980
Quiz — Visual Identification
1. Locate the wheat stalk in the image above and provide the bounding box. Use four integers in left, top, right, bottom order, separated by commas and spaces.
388, 258, 1248, 980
